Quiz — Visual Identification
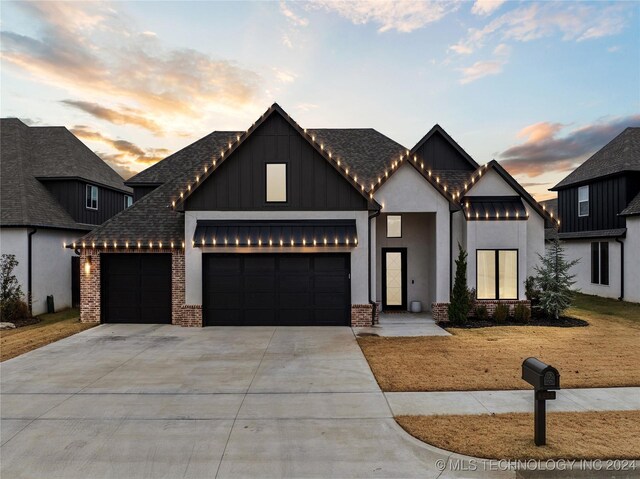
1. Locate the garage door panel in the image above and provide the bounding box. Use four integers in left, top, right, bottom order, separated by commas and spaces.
102, 254, 171, 324
203, 253, 349, 326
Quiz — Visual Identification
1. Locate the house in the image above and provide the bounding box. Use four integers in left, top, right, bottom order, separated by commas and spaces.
73, 104, 554, 327
548, 127, 640, 303
0, 118, 133, 315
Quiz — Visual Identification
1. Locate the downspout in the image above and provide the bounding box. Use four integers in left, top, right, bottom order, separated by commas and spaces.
27, 228, 37, 314
368, 209, 381, 324
449, 210, 454, 297
615, 237, 624, 301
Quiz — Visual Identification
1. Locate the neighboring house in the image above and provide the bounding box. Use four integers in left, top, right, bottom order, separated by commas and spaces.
73, 104, 554, 327
0, 118, 133, 315
548, 127, 640, 303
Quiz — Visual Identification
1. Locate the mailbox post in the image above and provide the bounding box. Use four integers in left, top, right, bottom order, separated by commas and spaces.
521, 357, 560, 446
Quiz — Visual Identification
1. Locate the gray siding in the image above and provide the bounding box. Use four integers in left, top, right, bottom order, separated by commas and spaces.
133, 185, 158, 202
42, 179, 130, 225
186, 112, 368, 211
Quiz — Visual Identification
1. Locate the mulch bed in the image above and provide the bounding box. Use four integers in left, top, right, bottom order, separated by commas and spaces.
443, 316, 588, 329
6, 317, 42, 328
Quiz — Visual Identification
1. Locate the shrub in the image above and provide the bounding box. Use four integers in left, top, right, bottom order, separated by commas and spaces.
475, 304, 489, 321
0, 254, 27, 322
534, 238, 579, 320
448, 244, 472, 324
525, 276, 540, 307
493, 303, 510, 323
513, 304, 531, 324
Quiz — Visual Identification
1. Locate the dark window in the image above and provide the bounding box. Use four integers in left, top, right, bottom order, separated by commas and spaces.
591, 241, 609, 285
476, 249, 518, 300
266, 163, 287, 202
578, 185, 589, 217
86, 184, 98, 210
124, 195, 133, 208
386, 215, 402, 238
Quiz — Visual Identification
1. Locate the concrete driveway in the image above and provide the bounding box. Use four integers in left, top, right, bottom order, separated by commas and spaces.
1, 325, 508, 478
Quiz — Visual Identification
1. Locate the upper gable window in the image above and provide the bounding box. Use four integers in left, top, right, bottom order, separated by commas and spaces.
86, 185, 98, 210
578, 185, 589, 217
386, 215, 402, 238
266, 163, 287, 203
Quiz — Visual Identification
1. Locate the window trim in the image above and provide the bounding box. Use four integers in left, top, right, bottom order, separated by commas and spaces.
476, 248, 519, 300
386, 215, 402, 238
591, 241, 610, 286
578, 185, 589, 217
124, 195, 133, 209
86, 184, 98, 210
265, 162, 288, 203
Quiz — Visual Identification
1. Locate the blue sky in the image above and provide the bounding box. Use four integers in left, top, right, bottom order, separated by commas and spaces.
1, 0, 638, 199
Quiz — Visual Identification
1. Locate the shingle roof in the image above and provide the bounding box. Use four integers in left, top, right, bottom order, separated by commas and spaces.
540, 198, 558, 216
620, 191, 640, 216
308, 129, 407, 189
557, 228, 626, 240
552, 127, 640, 190
1, 118, 129, 230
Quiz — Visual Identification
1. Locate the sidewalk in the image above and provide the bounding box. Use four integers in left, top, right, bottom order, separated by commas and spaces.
386, 387, 640, 415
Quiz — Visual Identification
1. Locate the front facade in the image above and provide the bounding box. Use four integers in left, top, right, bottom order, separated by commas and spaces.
0, 119, 132, 315
75, 104, 553, 327
547, 127, 640, 303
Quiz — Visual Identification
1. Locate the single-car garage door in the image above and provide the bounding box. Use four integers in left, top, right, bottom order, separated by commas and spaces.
101, 253, 171, 324
203, 254, 350, 326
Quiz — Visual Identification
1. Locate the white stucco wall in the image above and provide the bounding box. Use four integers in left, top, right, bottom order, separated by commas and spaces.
373, 163, 451, 302
185, 210, 370, 306
464, 167, 546, 298
0, 227, 78, 315
375, 213, 436, 310
624, 217, 640, 303
561, 239, 622, 300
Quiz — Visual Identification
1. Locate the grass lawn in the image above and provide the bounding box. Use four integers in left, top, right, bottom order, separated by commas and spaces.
396, 411, 640, 460
358, 294, 640, 391
0, 308, 96, 361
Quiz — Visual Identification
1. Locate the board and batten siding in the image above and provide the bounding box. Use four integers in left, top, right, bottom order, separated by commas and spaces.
132, 185, 159, 202
414, 130, 475, 172
185, 112, 368, 211
42, 179, 130, 225
557, 174, 640, 233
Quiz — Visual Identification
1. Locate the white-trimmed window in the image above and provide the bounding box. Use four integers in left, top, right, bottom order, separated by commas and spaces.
591, 242, 609, 285
477, 249, 518, 300
578, 185, 589, 217
386, 215, 402, 238
124, 195, 133, 208
266, 163, 287, 202
86, 184, 98, 210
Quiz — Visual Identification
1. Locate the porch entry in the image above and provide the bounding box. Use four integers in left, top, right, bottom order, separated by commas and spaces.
382, 248, 407, 310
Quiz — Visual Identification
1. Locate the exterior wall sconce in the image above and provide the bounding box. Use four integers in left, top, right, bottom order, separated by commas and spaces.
84, 256, 91, 275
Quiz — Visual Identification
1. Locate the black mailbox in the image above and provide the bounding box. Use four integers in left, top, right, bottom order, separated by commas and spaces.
522, 357, 560, 390
521, 357, 561, 446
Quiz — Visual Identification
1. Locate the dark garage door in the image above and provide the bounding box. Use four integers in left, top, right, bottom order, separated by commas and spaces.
203, 254, 350, 326
101, 254, 171, 324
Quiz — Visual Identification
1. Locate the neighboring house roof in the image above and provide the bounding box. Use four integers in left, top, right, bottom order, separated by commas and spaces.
620, 191, 640, 217
540, 198, 558, 217
1, 118, 130, 231
557, 228, 626, 240
551, 127, 640, 190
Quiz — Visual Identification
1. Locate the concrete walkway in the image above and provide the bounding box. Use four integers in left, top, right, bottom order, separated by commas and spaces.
1, 324, 508, 478
354, 312, 450, 337
386, 388, 640, 416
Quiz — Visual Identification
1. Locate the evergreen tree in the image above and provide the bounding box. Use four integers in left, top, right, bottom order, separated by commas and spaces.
534, 238, 579, 320
0, 254, 24, 322
448, 244, 471, 324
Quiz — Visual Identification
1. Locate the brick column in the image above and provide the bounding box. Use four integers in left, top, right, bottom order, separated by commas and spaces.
80, 250, 101, 323
351, 304, 374, 327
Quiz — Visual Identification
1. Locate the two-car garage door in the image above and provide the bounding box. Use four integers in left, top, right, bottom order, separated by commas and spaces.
100, 253, 350, 326
203, 254, 350, 326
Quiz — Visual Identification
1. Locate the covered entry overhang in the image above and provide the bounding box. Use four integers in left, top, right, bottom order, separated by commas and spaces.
193, 219, 358, 248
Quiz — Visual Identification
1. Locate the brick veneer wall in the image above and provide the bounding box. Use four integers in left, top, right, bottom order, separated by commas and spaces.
432, 299, 531, 322
351, 304, 374, 327
79, 249, 203, 327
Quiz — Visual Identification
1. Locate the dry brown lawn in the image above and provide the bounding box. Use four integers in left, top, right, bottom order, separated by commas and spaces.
358, 294, 640, 391
0, 309, 95, 361
396, 411, 640, 460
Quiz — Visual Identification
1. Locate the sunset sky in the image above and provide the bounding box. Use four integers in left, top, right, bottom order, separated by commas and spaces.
1, 1, 638, 200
